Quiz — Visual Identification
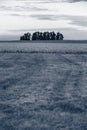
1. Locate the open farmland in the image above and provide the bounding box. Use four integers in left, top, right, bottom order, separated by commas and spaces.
0, 42, 87, 130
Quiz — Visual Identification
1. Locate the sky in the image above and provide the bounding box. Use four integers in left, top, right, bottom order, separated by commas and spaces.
0, 0, 87, 40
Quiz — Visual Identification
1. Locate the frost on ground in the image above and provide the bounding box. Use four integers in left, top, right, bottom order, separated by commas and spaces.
0, 42, 87, 130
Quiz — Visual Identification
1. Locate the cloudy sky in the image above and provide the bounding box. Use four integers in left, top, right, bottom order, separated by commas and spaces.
0, 0, 87, 40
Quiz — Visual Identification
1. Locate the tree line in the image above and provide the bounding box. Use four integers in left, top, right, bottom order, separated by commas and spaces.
20, 31, 64, 41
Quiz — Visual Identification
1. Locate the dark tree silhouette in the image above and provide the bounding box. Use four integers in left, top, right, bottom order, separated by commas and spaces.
56, 32, 60, 40
20, 32, 31, 40
59, 33, 64, 40
32, 32, 37, 40
20, 31, 64, 41
49, 32, 56, 40
39, 32, 44, 40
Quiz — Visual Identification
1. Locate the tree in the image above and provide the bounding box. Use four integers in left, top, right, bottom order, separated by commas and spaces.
56, 32, 60, 40
20, 31, 64, 41
59, 33, 64, 40
49, 32, 56, 40
20, 32, 31, 40
43, 32, 50, 40
32, 32, 37, 40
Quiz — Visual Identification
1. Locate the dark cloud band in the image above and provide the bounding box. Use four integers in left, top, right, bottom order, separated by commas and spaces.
68, 0, 87, 2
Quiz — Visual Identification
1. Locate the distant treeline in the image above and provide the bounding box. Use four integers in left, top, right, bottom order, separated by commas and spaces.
20, 31, 64, 41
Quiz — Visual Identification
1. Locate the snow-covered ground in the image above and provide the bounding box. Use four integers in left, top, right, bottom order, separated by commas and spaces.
0, 42, 87, 130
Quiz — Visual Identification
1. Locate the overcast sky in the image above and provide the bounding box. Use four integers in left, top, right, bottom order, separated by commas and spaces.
0, 0, 87, 40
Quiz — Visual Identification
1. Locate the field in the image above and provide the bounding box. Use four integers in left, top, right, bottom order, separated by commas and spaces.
0, 42, 87, 130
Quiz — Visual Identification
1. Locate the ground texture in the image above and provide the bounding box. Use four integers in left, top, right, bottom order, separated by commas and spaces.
0, 52, 87, 130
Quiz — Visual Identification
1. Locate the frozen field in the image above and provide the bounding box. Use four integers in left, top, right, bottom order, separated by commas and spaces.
0, 42, 87, 130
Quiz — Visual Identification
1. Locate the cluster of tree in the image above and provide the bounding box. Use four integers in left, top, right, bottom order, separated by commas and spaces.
20, 31, 64, 41
20, 33, 31, 40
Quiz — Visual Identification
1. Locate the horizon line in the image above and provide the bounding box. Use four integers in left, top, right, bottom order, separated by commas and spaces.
0, 40, 87, 43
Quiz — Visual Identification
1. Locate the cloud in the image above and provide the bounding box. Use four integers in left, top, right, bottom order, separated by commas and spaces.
30, 14, 64, 20
29, 14, 87, 32
68, 0, 87, 2
30, 14, 87, 27
0, 0, 87, 13
0, 0, 50, 12
65, 15, 87, 27
0, 0, 87, 40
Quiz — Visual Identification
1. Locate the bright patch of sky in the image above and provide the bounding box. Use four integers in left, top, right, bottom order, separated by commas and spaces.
0, 0, 87, 40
